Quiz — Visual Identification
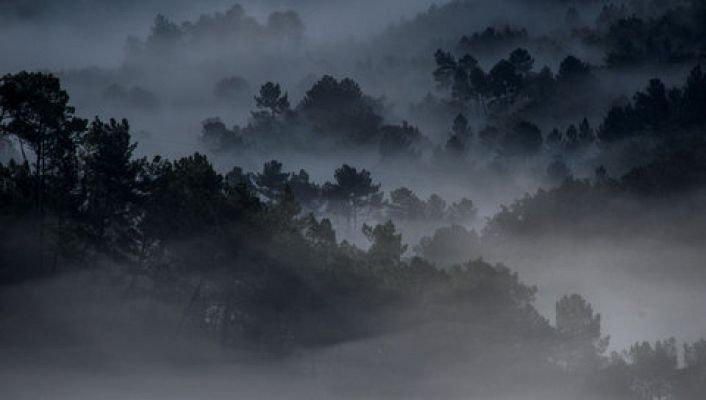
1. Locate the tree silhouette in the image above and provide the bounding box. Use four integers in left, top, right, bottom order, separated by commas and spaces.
200, 117, 243, 153
546, 127, 563, 151
446, 198, 477, 225
299, 75, 382, 145
379, 121, 423, 160
508, 48, 534, 76
488, 59, 522, 106
557, 56, 591, 83
254, 82, 290, 117
287, 169, 321, 211
626, 339, 678, 400
388, 187, 426, 220
0, 72, 87, 272
555, 294, 609, 373
500, 120, 543, 157
445, 113, 473, 157
416, 224, 480, 266
77, 118, 144, 261
363, 220, 407, 265
253, 160, 290, 201
324, 164, 382, 228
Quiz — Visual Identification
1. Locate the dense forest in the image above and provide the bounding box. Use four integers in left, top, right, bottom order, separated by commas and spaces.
1, 1, 705, 399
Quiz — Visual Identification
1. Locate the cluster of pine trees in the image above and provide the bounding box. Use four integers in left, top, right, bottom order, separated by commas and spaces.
2, 69, 706, 398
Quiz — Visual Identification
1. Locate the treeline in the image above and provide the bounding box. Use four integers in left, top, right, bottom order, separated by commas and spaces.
431, 47, 590, 116
181, 7, 706, 174
592, 0, 706, 66
448, 0, 706, 69
483, 146, 706, 242
201, 48, 593, 160
420, 45, 665, 159
226, 159, 477, 228
124, 4, 304, 66
430, 46, 706, 159
0, 71, 559, 357
200, 54, 706, 196
429, 44, 594, 159
600, 65, 706, 142
201, 76, 419, 156
456, 25, 529, 56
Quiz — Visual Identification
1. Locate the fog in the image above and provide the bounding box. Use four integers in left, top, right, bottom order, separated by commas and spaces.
1, 0, 705, 399
485, 235, 706, 351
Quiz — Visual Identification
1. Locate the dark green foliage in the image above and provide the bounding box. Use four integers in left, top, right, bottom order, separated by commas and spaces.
147, 14, 183, 51
483, 178, 620, 240
299, 75, 383, 146
323, 164, 382, 225
387, 186, 475, 225
599, 104, 641, 143
432, 47, 569, 116
680, 339, 706, 398
578, 118, 595, 147
557, 55, 592, 83
0, 71, 87, 212
488, 59, 523, 99
363, 220, 407, 265
254, 82, 290, 117
485, 140, 706, 241
546, 127, 564, 150
379, 121, 423, 160
604, 1, 706, 67
500, 120, 543, 157
200, 118, 243, 153
447, 198, 477, 225
136, 5, 304, 59
508, 48, 534, 76
77, 118, 144, 259
633, 79, 671, 130
0, 71, 87, 273
457, 26, 529, 55
621, 142, 706, 196
625, 339, 679, 400
288, 169, 321, 211
596, 3, 630, 32
326, 164, 381, 208
304, 214, 336, 248
266, 10, 304, 43
548, 118, 595, 154
0, 160, 33, 213
388, 187, 426, 220
555, 294, 609, 373
438, 113, 472, 162
433, 49, 458, 90
598, 66, 706, 143
1, 58, 705, 398
253, 159, 290, 201
565, 124, 579, 149
479, 125, 502, 152
141, 153, 227, 241
433, 50, 488, 109
416, 224, 480, 267
681, 64, 706, 126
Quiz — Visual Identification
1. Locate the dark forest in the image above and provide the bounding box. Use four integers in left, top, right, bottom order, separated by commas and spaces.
1, 1, 705, 399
